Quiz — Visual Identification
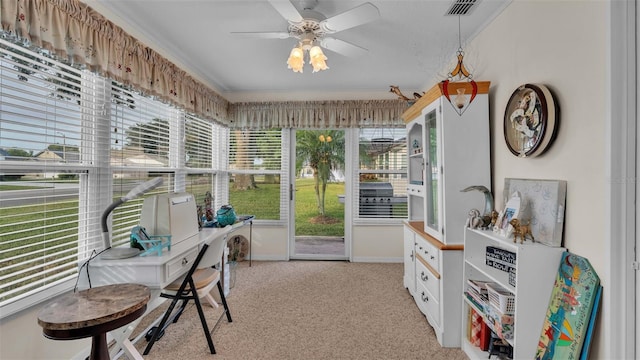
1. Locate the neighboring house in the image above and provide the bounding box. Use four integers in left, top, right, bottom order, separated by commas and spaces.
34, 149, 63, 161
111, 152, 168, 178
31, 148, 81, 178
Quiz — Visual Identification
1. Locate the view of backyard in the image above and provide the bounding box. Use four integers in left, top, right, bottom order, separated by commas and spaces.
229, 177, 345, 237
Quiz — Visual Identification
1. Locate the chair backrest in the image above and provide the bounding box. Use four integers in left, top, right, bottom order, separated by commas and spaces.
197, 226, 233, 269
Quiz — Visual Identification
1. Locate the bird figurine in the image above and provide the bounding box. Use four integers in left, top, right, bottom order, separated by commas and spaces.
389, 85, 424, 104
389, 85, 410, 101
461, 185, 495, 227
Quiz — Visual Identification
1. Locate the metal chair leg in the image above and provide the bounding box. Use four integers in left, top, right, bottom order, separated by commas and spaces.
217, 281, 232, 323
192, 288, 216, 354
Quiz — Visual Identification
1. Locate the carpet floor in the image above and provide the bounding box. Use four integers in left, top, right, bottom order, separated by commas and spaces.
125, 261, 468, 360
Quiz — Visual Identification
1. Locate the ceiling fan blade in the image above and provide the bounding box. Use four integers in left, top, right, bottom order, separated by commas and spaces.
230, 31, 291, 39
267, 0, 303, 23
320, 2, 380, 33
320, 37, 368, 58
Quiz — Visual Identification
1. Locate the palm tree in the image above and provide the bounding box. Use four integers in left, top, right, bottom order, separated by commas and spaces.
296, 130, 345, 216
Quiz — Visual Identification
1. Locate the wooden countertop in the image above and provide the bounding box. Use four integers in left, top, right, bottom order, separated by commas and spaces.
404, 221, 464, 251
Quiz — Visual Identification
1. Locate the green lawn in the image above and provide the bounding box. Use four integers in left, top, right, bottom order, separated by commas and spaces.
294, 178, 344, 236
229, 177, 344, 237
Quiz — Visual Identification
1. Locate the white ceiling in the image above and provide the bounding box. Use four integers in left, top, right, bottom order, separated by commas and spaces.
84, 0, 510, 102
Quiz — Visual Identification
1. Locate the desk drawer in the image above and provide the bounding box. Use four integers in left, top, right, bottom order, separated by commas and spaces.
165, 247, 199, 283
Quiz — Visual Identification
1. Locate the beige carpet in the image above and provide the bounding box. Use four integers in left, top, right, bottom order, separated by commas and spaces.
126, 261, 468, 360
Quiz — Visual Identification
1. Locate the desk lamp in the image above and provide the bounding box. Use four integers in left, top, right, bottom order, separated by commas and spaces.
100, 177, 163, 260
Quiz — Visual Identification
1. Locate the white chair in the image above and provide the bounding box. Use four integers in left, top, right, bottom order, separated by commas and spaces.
143, 226, 234, 355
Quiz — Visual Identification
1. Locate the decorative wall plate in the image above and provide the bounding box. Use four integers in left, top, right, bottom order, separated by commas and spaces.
504, 84, 559, 157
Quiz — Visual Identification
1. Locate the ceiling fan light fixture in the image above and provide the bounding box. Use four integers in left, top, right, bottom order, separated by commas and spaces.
287, 46, 305, 73
239, 1, 380, 73
300, 37, 314, 51
309, 45, 328, 73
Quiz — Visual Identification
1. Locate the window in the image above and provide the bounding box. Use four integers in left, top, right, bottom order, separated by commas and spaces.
0, 40, 99, 314
356, 127, 408, 220
0, 39, 224, 317
228, 129, 288, 221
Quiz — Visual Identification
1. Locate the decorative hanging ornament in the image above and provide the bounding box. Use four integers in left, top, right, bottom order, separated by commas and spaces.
442, 16, 478, 116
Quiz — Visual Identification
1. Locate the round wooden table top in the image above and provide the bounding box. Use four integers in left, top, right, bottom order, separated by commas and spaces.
37, 283, 150, 340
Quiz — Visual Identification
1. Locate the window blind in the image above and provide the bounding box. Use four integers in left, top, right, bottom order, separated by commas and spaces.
228, 129, 288, 221
0, 39, 101, 312
355, 127, 408, 220
109, 83, 177, 247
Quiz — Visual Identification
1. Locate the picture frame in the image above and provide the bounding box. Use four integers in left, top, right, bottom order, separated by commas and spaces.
500, 192, 521, 238
504, 84, 559, 158
503, 178, 567, 247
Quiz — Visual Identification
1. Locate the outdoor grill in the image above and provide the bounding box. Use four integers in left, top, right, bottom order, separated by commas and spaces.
359, 182, 394, 217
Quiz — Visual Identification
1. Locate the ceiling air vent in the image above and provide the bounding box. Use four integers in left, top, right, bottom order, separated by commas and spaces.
445, 0, 479, 16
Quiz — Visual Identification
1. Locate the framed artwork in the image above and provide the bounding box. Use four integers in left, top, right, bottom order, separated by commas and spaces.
503, 178, 567, 247
504, 84, 559, 158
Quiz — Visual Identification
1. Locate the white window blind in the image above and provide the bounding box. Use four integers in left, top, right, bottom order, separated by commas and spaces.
0, 39, 102, 313
355, 127, 408, 220
228, 129, 288, 221
109, 83, 177, 247
184, 114, 224, 221
185, 113, 213, 169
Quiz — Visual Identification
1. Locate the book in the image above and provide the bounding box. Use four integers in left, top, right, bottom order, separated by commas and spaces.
467, 279, 492, 295
480, 320, 491, 351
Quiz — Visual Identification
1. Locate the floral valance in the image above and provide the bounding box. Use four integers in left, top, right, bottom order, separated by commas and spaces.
229, 100, 407, 129
0, 0, 229, 123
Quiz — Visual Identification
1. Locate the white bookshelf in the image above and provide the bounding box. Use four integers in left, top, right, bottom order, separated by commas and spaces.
461, 228, 565, 359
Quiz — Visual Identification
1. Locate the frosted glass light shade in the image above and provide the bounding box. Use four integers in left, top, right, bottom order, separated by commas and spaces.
287, 47, 304, 73
309, 46, 328, 73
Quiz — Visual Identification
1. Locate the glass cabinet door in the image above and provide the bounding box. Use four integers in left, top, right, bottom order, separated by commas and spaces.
424, 108, 441, 235
407, 121, 424, 187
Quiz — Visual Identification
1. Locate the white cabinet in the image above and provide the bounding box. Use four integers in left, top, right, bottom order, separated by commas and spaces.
461, 228, 566, 359
403, 81, 491, 348
404, 221, 463, 347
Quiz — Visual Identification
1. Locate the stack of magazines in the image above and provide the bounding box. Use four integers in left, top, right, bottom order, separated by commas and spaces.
465, 279, 492, 311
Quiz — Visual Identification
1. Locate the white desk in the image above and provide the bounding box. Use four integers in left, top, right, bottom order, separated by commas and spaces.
77, 226, 231, 359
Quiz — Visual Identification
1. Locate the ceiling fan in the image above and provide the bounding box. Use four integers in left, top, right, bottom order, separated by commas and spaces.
232, 0, 380, 59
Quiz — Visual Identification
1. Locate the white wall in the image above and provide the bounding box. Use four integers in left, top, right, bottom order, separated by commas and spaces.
352, 225, 403, 262
248, 224, 403, 263
242, 224, 288, 261
456, 0, 608, 357
0, 300, 90, 360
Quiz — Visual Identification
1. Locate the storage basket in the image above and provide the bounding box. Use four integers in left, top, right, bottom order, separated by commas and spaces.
486, 283, 515, 314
